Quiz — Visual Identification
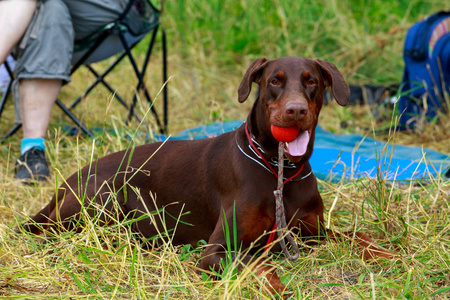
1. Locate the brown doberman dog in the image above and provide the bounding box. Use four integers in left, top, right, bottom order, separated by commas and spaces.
23, 57, 393, 295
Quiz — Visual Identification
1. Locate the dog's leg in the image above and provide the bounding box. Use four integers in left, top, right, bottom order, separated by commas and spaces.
199, 209, 288, 296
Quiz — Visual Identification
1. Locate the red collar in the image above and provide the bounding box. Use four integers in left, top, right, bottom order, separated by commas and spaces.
245, 123, 304, 184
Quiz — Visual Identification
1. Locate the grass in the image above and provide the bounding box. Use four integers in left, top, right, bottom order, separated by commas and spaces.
1, 0, 450, 298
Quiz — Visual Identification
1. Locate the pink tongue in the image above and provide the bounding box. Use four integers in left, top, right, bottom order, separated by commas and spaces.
286, 130, 309, 156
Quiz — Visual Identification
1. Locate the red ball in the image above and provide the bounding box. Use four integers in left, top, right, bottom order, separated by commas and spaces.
270, 125, 300, 142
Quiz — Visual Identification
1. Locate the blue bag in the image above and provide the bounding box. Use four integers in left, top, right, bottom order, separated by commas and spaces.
399, 11, 450, 129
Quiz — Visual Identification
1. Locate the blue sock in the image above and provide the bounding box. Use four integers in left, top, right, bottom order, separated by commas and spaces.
21, 138, 45, 154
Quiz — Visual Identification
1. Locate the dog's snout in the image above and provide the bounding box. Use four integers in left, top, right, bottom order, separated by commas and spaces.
285, 102, 308, 120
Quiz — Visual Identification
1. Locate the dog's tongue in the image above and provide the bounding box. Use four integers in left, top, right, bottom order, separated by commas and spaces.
286, 130, 309, 157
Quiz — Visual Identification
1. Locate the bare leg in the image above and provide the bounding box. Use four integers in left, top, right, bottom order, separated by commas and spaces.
0, 0, 37, 64
19, 78, 62, 138
15, 78, 61, 182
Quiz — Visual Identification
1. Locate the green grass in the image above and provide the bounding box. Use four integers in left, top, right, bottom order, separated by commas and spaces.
1, 0, 450, 298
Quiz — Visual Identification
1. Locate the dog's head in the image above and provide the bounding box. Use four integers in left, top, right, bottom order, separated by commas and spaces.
238, 56, 349, 163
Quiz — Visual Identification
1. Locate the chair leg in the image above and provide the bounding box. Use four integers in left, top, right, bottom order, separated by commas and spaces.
55, 99, 93, 137
87, 65, 145, 125
162, 27, 168, 133
70, 48, 146, 128
2, 123, 20, 141
69, 51, 127, 109
73, 40, 159, 132
0, 81, 17, 141
65, 25, 169, 136
0, 79, 12, 119
0, 60, 14, 116
2, 123, 21, 141
119, 29, 164, 134
0, 61, 21, 141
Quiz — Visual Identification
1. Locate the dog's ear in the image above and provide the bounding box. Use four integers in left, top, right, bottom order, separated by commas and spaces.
315, 59, 350, 106
238, 58, 269, 103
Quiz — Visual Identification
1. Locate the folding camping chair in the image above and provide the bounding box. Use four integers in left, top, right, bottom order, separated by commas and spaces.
0, 0, 168, 140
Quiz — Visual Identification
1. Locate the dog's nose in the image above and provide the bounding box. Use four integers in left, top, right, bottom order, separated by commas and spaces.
285, 102, 308, 120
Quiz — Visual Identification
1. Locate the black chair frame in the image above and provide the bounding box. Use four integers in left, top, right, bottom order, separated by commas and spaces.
0, 0, 168, 141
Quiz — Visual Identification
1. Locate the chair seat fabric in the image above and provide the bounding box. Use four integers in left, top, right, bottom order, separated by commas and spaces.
72, 31, 146, 65
72, 0, 160, 65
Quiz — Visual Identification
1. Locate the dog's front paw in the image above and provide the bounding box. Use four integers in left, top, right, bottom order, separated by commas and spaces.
256, 264, 292, 298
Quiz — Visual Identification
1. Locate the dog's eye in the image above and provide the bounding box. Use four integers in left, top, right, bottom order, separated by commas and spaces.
271, 79, 281, 86
307, 80, 316, 86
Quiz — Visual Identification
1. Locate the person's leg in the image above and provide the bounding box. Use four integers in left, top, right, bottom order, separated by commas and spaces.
0, 0, 37, 64
20, 78, 62, 139
17, 0, 128, 140
14, 0, 72, 182
14, 0, 130, 182
15, 78, 62, 182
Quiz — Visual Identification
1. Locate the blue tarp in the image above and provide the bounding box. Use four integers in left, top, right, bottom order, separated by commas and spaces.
159, 120, 450, 181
